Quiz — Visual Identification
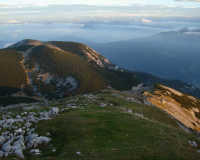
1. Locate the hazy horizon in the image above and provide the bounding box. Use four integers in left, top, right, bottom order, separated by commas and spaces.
1, 0, 200, 45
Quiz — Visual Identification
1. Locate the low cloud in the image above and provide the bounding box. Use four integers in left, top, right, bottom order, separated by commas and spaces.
141, 19, 153, 23
4, 43, 13, 48
0, 4, 12, 7
4, 20, 23, 24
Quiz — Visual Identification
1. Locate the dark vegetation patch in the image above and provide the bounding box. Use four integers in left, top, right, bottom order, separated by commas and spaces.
0, 96, 40, 106
0, 49, 27, 96
14, 45, 34, 52
50, 41, 89, 59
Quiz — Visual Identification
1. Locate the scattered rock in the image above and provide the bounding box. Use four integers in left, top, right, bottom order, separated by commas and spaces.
76, 151, 81, 155
188, 141, 197, 147
29, 149, 41, 156
128, 109, 132, 113
46, 132, 51, 136
49, 107, 59, 117
52, 148, 56, 152
14, 148, 24, 159
99, 103, 107, 107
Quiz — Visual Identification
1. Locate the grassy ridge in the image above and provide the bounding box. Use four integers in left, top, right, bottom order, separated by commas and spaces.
50, 41, 89, 59
0, 49, 27, 96
154, 83, 200, 110
133, 71, 200, 98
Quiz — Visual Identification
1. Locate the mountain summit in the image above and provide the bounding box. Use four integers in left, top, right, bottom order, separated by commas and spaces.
0, 39, 141, 100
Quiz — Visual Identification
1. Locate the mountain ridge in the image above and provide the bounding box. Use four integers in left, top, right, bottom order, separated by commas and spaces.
0, 39, 141, 101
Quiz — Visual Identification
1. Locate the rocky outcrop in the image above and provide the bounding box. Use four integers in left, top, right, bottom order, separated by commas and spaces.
0, 107, 60, 158
143, 85, 200, 132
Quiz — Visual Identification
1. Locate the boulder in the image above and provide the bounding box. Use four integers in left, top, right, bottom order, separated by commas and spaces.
99, 103, 107, 107
128, 109, 132, 113
4, 151, 12, 157
188, 141, 197, 147
29, 149, 41, 155
49, 107, 59, 117
14, 148, 24, 159
0, 150, 4, 158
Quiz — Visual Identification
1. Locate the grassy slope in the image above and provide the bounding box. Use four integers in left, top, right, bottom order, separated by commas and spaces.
50, 41, 91, 59
4, 90, 200, 160
133, 71, 200, 98
154, 84, 200, 110
154, 83, 200, 120
0, 49, 27, 96
29, 45, 140, 97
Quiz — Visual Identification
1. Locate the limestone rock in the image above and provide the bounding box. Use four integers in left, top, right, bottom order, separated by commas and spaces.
49, 107, 59, 117
14, 148, 25, 159
0, 150, 4, 158
128, 109, 132, 113
188, 141, 197, 147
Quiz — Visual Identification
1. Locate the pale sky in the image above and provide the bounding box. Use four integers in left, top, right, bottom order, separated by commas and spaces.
1, 0, 200, 23
0, 0, 200, 42
1, 0, 200, 7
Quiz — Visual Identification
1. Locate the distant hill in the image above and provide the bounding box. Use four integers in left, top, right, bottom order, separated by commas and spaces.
88, 28, 200, 87
0, 39, 141, 101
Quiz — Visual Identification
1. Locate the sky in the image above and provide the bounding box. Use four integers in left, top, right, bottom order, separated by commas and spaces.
0, 0, 200, 43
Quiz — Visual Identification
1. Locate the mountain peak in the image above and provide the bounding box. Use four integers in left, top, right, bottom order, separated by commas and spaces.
8, 39, 42, 48
1, 39, 140, 100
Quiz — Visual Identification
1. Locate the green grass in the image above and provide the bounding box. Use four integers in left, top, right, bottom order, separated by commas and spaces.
0, 49, 28, 96
4, 91, 200, 160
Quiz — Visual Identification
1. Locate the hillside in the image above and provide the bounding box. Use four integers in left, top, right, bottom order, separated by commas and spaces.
87, 28, 200, 88
133, 84, 200, 132
0, 49, 28, 96
0, 39, 141, 103
133, 71, 200, 98
1, 90, 200, 159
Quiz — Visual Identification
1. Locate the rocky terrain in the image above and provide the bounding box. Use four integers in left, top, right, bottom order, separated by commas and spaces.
0, 88, 200, 159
